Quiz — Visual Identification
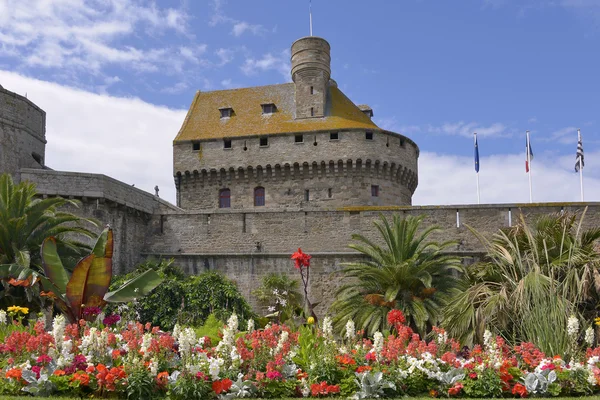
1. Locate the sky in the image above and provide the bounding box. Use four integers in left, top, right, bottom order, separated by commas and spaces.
1, 0, 599, 206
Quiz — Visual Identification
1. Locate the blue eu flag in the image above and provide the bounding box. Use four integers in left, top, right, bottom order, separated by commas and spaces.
474, 135, 480, 173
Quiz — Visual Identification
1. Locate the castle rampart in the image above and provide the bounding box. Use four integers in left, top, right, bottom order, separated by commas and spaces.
174, 129, 418, 209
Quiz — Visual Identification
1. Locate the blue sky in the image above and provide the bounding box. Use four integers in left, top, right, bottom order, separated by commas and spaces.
1, 0, 599, 205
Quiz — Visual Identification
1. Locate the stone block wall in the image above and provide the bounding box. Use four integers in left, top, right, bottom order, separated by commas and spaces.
0, 87, 46, 178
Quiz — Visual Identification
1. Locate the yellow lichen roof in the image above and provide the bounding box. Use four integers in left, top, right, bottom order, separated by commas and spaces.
174, 83, 379, 142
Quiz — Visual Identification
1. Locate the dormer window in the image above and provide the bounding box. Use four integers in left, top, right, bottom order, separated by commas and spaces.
220, 107, 233, 118
261, 103, 276, 114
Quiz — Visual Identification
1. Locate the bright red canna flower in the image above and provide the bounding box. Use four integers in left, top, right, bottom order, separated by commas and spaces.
212, 378, 233, 394
291, 248, 311, 269
512, 383, 528, 398
448, 382, 463, 396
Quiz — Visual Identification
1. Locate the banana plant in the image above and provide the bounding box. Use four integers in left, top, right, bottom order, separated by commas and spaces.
40, 226, 163, 322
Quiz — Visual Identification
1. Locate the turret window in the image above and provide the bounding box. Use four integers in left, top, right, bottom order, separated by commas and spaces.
330, 132, 339, 141
259, 137, 269, 147
261, 103, 276, 114
254, 187, 265, 206
304, 189, 310, 201
371, 185, 379, 197
310, 86, 314, 95
192, 142, 200, 151
295, 134, 304, 143
365, 132, 373, 140
224, 139, 232, 149
219, 188, 231, 208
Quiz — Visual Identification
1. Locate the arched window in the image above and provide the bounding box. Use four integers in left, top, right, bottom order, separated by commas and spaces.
219, 188, 231, 208
254, 186, 265, 207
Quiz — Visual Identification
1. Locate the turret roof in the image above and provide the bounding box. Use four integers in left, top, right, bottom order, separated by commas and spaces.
174, 83, 379, 142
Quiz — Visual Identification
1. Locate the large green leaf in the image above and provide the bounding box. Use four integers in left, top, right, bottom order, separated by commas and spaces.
104, 269, 164, 303
41, 237, 69, 293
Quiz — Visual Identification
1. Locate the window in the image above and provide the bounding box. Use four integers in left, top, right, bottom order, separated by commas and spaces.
371, 185, 379, 197
224, 139, 232, 149
304, 189, 310, 201
219, 107, 233, 118
310, 107, 314, 117
254, 187, 265, 206
400, 139, 405, 148
261, 103, 276, 114
259, 137, 268, 147
330, 132, 339, 140
192, 142, 200, 151
295, 134, 304, 143
328, 188, 333, 198
362, 109, 373, 118
310, 86, 314, 95
219, 189, 231, 208
365, 131, 373, 140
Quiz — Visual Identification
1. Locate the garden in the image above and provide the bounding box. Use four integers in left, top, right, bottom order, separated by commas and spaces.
2, 172, 600, 399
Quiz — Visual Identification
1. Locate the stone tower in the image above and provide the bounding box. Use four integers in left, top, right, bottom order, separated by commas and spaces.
0, 85, 46, 180
291, 37, 331, 119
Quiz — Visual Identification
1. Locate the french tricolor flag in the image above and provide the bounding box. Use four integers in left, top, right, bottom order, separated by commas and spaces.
525, 134, 534, 173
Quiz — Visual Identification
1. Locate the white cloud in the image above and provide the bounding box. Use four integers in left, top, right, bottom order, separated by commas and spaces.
0, 0, 201, 77
221, 79, 241, 89
414, 150, 600, 205
241, 50, 291, 80
427, 121, 512, 138
549, 126, 579, 144
3, 71, 598, 209
215, 48, 235, 66
209, 0, 266, 37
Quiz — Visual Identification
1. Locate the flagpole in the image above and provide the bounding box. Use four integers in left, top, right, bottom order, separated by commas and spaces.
578, 128, 584, 202
527, 130, 533, 203
309, 0, 313, 36
475, 132, 480, 204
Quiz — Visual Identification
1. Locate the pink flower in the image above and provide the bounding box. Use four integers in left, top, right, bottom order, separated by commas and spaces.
266, 370, 282, 380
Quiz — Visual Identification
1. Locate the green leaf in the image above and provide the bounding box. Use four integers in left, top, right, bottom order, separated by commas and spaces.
103, 269, 164, 303
92, 227, 113, 258
41, 237, 69, 293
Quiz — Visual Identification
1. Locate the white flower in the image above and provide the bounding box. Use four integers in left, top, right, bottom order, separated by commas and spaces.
149, 358, 158, 376
373, 331, 384, 355
140, 333, 152, 358
586, 326, 595, 347
322, 316, 333, 338
52, 315, 66, 351
568, 315, 580, 337
273, 289, 279, 296
247, 319, 255, 332
279, 298, 287, 307
268, 306, 276, 312
273, 330, 289, 355
178, 327, 197, 359
0, 310, 6, 324
345, 319, 355, 341
227, 314, 239, 331
483, 330, 494, 349
209, 357, 224, 380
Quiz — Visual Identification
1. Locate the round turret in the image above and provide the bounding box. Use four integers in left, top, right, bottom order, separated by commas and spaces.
291, 36, 331, 83
290, 37, 331, 119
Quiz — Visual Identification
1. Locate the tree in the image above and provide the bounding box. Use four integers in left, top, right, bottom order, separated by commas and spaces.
443, 210, 600, 354
0, 173, 96, 269
331, 214, 463, 336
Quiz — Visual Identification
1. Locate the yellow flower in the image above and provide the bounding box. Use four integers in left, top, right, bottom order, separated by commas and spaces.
595, 317, 600, 326
307, 317, 315, 325
7, 306, 29, 315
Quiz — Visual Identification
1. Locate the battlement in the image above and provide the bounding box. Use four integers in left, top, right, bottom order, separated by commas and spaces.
0, 86, 46, 142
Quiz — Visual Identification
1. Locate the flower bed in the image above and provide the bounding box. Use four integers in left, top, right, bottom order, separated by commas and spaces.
1, 308, 600, 399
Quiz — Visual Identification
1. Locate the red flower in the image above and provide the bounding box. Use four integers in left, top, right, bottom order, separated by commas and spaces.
291, 248, 311, 269
512, 383, 528, 398
212, 378, 233, 395
387, 309, 406, 326
448, 382, 463, 396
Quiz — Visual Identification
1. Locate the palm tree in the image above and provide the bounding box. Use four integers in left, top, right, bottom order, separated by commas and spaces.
0, 173, 97, 288
331, 214, 463, 336
443, 210, 600, 354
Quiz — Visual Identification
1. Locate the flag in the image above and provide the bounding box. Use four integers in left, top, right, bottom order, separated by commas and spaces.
525, 134, 534, 173
474, 134, 480, 173
575, 131, 584, 172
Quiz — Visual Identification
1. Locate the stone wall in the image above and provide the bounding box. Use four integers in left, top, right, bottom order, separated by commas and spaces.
0, 86, 46, 178
174, 129, 418, 209
20, 169, 180, 272
142, 202, 598, 313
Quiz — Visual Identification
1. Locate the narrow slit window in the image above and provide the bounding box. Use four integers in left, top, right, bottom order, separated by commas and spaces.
219, 189, 231, 208
304, 189, 310, 201
310, 107, 314, 117
310, 86, 314, 95
254, 187, 265, 207
328, 188, 333, 198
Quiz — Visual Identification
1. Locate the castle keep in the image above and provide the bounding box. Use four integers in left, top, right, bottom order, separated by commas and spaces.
1, 36, 595, 313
